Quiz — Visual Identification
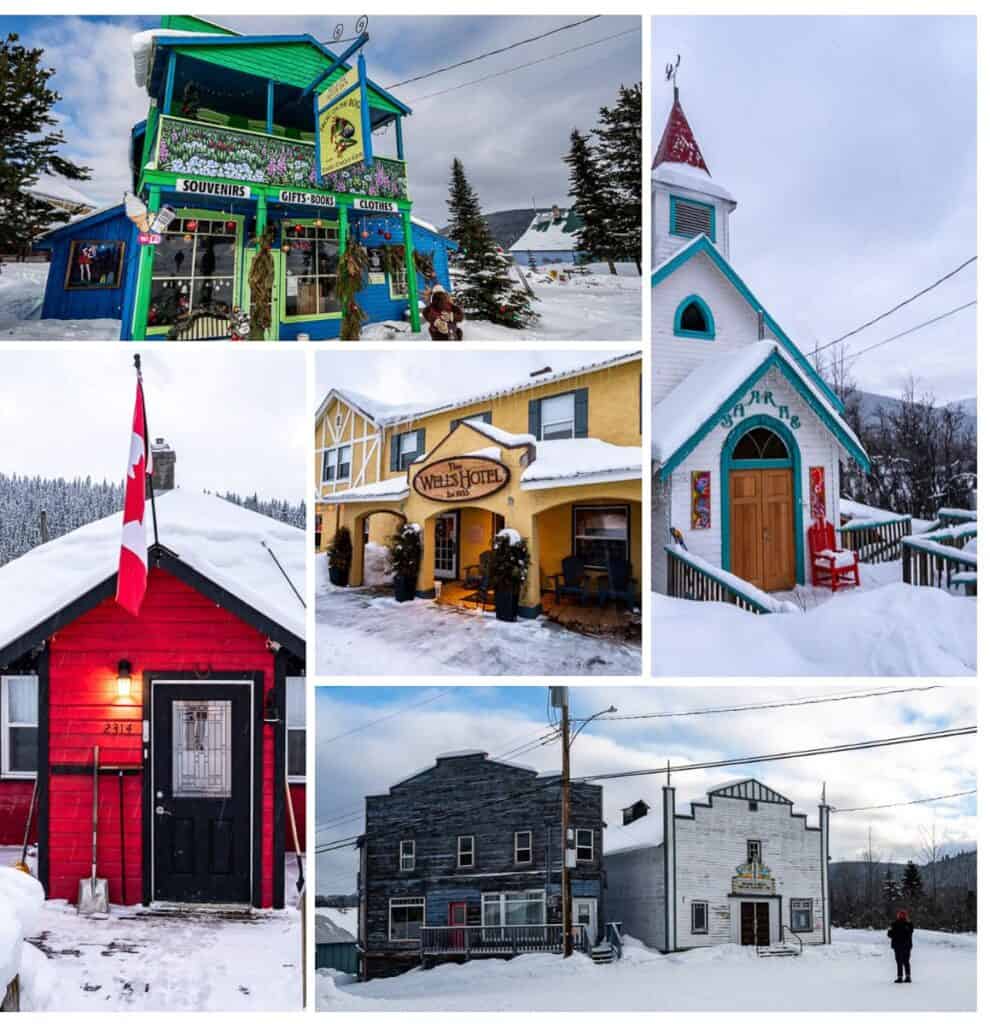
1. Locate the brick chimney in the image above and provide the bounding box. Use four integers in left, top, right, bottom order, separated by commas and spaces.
150, 437, 176, 491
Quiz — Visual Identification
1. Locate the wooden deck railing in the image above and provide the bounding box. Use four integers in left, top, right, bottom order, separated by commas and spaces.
901, 534, 977, 593
666, 545, 786, 615
936, 507, 978, 529
837, 514, 912, 563
420, 923, 566, 957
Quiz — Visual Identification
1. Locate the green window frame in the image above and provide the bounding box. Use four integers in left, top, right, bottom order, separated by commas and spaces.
280, 219, 342, 322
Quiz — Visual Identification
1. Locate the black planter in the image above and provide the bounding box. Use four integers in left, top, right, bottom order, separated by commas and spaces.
329, 565, 349, 587
494, 587, 518, 622
394, 575, 416, 603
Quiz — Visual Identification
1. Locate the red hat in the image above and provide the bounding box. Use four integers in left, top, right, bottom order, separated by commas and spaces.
896, 909, 908, 920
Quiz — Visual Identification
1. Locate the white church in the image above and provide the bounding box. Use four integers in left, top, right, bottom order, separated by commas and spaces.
651, 83, 870, 597
604, 779, 831, 952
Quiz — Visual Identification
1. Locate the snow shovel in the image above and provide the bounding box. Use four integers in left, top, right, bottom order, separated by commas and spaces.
12, 776, 39, 874
78, 745, 109, 916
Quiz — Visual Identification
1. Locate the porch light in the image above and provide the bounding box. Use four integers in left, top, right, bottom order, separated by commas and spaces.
117, 659, 133, 698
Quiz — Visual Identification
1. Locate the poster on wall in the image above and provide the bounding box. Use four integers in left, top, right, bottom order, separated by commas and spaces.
691, 471, 711, 529
809, 465, 826, 521
64, 240, 125, 290
318, 65, 366, 178
367, 247, 386, 285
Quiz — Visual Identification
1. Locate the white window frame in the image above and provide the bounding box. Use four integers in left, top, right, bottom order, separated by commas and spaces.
285, 675, 306, 783
457, 834, 475, 868
790, 898, 813, 933
388, 896, 425, 943
398, 430, 419, 470
575, 828, 594, 862
539, 392, 576, 440
399, 839, 416, 872
514, 830, 533, 865
389, 262, 409, 300
691, 901, 709, 934
322, 444, 352, 484
1, 674, 38, 779
481, 890, 546, 928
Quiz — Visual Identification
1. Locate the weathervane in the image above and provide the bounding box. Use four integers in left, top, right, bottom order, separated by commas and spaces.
665, 54, 681, 100
330, 16, 370, 44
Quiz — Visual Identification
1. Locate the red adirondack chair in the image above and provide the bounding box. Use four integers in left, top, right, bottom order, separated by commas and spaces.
808, 518, 861, 592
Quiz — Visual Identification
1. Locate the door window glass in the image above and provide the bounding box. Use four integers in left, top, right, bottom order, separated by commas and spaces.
172, 699, 232, 797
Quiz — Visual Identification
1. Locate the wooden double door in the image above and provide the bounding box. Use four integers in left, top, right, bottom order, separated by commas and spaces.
729, 468, 795, 592
740, 901, 771, 947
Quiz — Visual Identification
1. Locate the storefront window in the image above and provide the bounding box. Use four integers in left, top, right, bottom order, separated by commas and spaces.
540, 393, 576, 440
284, 223, 340, 318
574, 505, 629, 569
148, 218, 236, 327
482, 891, 545, 928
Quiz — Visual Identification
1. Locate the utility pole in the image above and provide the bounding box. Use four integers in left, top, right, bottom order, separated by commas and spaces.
560, 686, 572, 957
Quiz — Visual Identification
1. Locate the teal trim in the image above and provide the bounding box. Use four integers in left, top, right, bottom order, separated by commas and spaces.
651, 235, 844, 412
664, 545, 778, 615
719, 415, 805, 587
669, 194, 715, 242
266, 79, 274, 133
394, 115, 404, 159
358, 54, 373, 169
673, 293, 715, 340
728, 458, 791, 470
163, 50, 176, 114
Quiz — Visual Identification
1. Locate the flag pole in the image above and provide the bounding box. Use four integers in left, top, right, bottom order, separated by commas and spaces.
134, 353, 160, 548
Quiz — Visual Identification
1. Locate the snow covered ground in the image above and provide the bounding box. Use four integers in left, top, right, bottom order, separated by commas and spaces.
316, 578, 640, 677
316, 928, 975, 1012
0, 263, 120, 339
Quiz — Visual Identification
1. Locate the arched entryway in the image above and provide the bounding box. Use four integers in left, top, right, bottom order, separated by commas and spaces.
720, 415, 804, 591
351, 509, 406, 586
421, 506, 506, 605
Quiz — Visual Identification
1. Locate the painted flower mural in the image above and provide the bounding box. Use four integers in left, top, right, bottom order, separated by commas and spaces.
156, 118, 408, 199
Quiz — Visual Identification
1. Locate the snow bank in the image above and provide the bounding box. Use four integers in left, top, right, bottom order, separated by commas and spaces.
0, 868, 46, 1002
666, 544, 797, 614
522, 439, 641, 486
840, 497, 933, 534
0, 263, 47, 323
653, 582, 976, 676
363, 543, 393, 586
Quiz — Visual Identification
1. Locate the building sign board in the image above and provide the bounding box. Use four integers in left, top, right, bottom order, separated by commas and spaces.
412, 456, 510, 503
720, 388, 801, 432
731, 860, 776, 895
318, 66, 367, 178
278, 189, 337, 208
176, 179, 251, 199
353, 197, 399, 214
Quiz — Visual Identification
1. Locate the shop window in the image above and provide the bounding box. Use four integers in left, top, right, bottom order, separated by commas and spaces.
732, 427, 788, 461
482, 891, 545, 928
323, 445, 352, 483
515, 830, 533, 865
284, 222, 341, 318
149, 217, 236, 328
674, 295, 715, 339
790, 898, 813, 933
286, 676, 306, 782
457, 835, 475, 868
573, 505, 629, 570
670, 195, 716, 241
389, 896, 425, 942
399, 839, 416, 871
576, 828, 594, 862
389, 263, 409, 300
1, 675, 38, 777
691, 901, 709, 934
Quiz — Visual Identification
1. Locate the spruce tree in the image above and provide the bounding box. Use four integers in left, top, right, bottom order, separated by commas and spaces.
446, 157, 537, 330
901, 861, 924, 904
592, 82, 642, 273
0, 33, 90, 265
565, 128, 615, 273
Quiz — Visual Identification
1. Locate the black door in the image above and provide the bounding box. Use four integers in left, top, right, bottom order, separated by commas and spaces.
740, 902, 771, 946
152, 683, 252, 903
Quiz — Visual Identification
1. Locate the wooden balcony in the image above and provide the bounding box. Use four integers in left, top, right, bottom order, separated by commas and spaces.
152, 114, 408, 200
420, 923, 568, 957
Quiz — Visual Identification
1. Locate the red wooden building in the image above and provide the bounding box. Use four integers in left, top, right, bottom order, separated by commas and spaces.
0, 469, 305, 910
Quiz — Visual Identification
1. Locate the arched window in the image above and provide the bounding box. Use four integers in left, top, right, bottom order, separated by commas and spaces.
673, 295, 715, 339
731, 426, 789, 461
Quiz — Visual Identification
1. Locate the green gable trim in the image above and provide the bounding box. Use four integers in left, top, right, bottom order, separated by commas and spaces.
651, 235, 844, 413
658, 348, 869, 482
159, 15, 237, 36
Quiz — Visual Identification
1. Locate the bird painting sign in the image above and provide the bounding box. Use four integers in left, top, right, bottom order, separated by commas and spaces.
317, 65, 367, 178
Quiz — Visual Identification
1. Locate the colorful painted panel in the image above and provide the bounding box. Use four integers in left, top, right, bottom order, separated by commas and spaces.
691, 470, 711, 529
64, 240, 125, 290
809, 465, 826, 521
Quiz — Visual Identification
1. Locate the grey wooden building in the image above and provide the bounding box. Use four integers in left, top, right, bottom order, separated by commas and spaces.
357, 750, 605, 979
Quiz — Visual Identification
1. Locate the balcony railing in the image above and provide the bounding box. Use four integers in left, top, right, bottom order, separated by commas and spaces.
153, 115, 408, 200
420, 924, 568, 957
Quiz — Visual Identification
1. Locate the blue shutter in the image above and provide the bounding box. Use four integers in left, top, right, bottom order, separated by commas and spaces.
574, 388, 589, 438
415, 428, 426, 457
528, 399, 541, 439
390, 433, 400, 471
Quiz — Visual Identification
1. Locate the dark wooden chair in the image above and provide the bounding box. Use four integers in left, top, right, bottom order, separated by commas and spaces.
808, 518, 860, 592
464, 550, 492, 608
597, 557, 638, 611
551, 555, 592, 606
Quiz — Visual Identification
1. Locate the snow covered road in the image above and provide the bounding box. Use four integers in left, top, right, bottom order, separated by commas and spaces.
316, 585, 641, 676
317, 929, 975, 1012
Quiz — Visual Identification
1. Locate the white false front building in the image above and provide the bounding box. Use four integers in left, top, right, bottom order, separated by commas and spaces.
604, 779, 831, 952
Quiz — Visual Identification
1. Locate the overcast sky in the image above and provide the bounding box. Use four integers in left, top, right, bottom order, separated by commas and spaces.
652, 16, 976, 403
314, 684, 977, 895
0, 348, 306, 500
315, 348, 637, 413
4, 14, 639, 228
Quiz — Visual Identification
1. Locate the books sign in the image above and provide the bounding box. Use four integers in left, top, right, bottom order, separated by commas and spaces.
318, 65, 366, 178
413, 456, 510, 503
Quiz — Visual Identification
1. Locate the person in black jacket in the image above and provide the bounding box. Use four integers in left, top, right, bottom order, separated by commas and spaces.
888, 908, 915, 983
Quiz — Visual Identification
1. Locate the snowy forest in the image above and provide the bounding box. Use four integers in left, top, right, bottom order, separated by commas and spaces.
0, 473, 304, 565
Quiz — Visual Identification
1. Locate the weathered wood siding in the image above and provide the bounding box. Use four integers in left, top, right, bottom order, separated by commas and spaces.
603, 844, 666, 951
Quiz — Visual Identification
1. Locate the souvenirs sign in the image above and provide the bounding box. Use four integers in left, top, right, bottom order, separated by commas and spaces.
413, 456, 510, 502
317, 64, 368, 179
176, 179, 251, 199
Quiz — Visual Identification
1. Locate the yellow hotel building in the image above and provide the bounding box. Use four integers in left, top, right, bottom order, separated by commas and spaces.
315, 352, 643, 617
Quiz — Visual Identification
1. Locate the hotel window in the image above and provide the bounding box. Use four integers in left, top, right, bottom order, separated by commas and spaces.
539, 393, 576, 440
457, 835, 475, 868
790, 899, 813, 933
149, 217, 236, 327
482, 891, 545, 927
283, 222, 341, 318
322, 444, 352, 483
574, 505, 630, 570
286, 676, 306, 783
393, 429, 425, 471
575, 828, 594, 862
1, 675, 38, 777
747, 840, 762, 864
399, 839, 416, 872
389, 262, 409, 300
515, 831, 533, 865
389, 896, 425, 942
691, 901, 709, 934
670, 195, 716, 241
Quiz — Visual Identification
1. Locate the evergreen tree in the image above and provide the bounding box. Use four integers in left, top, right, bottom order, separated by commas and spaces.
881, 870, 902, 912
564, 129, 615, 273
446, 157, 537, 329
592, 82, 642, 273
0, 34, 90, 264
901, 861, 924, 904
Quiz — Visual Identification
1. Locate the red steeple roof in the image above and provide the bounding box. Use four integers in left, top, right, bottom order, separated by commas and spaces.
652, 89, 710, 173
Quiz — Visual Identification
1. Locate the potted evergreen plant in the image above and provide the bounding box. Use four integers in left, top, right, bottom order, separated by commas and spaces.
490, 529, 530, 622
388, 523, 422, 603
328, 526, 352, 587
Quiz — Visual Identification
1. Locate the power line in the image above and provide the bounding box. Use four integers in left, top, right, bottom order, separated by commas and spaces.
571, 727, 977, 784
318, 689, 450, 746
571, 685, 941, 723
846, 301, 977, 364
407, 28, 639, 104
810, 255, 976, 356
386, 15, 601, 88
833, 789, 977, 814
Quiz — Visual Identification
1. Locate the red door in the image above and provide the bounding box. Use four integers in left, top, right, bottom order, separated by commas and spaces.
448, 901, 467, 949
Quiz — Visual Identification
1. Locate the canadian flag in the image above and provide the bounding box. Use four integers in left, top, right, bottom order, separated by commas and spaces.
116, 375, 153, 616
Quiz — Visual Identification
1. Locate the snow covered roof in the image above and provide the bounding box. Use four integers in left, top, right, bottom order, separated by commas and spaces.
652, 341, 869, 473
604, 806, 663, 856
320, 477, 410, 504
509, 207, 584, 253
653, 93, 709, 173
315, 913, 356, 945
653, 160, 736, 205
521, 439, 641, 489
24, 174, 97, 211
0, 489, 304, 662
464, 421, 535, 447
131, 29, 224, 88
